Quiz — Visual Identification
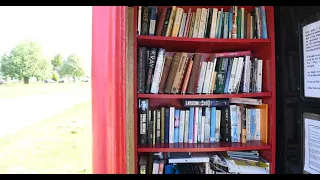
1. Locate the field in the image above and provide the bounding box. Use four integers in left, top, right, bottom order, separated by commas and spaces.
0, 98, 92, 173
0, 82, 90, 99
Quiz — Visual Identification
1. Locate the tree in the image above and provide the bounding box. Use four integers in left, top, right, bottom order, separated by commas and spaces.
58, 54, 85, 78
0, 41, 51, 83
51, 53, 62, 69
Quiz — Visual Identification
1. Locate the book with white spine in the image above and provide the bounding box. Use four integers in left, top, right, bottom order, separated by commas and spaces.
256, 59, 263, 92
228, 57, 238, 93
150, 48, 166, 94
178, 13, 187, 37
243, 56, 251, 93
169, 107, 175, 143
193, 107, 199, 143
179, 110, 185, 143
192, 8, 202, 38
137, 6, 142, 35
215, 110, 221, 142
198, 8, 208, 38
198, 107, 202, 143
202, 61, 213, 94
233, 56, 244, 93
209, 8, 218, 38
196, 62, 207, 93
204, 107, 211, 143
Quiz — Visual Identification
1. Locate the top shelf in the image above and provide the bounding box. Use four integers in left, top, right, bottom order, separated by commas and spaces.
137, 35, 270, 53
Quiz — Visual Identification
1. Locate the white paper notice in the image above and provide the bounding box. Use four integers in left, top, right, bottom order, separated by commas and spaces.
302, 20, 320, 98
304, 118, 320, 174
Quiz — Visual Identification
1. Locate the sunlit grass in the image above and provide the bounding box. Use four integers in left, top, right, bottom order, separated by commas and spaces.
0, 101, 92, 174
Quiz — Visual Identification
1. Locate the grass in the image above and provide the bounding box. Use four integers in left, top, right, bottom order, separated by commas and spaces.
0, 82, 90, 99
0, 101, 92, 174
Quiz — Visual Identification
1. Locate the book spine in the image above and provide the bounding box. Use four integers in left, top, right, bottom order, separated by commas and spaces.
138, 99, 148, 145
231, 6, 237, 39
203, 8, 210, 38
166, 6, 177, 37
164, 53, 181, 93
149, 6, 157, 36
229, 98, 262, 105
164, 107, 170, 144
215, 110, 221, 142
192, 8, 201, 38
204, 107, 211, 143
160, 107, 165, 143
137, 6, 142, 35
209, 8, 218, 38
246, 109, 251, 141
158, 56, 173, 93
196, 62, 207, 93
152, 110, 156, 145
169, 107, 175, 143
171, 52, 188, 94
242, 56, 251, 93
230, 105, 238, 142
181, 57, 194, 94
175, 54, 189, 94
161, 8, 172, 36
240, 105, 246, 143
156, 110, 161, 143
198, 108, 203, 142
236, 105, 241, 142
156, 7, 168, 36
241, 8, 245, 39
255, 7, 262, 38
237, 9, 241, 39
215, 58, 227, 93
260, 6, 268, 39
184, 99, 230, 107
227, 58, 237, 93
148, 110, 153, 145
217, 9, 224, 38
188, 12, 196, 38
174, 109, 180, 143
137, 47, 147, 93
179, 110, 185, 143
141, 6, 150, 35
202, 62, 214, 94
224, 58, 233, 93
145, 48, 157, 93
197, 8, 207, 38
150, 48, 166, 94
205, 8, 213, 38
178, 13, 187, 37
210, 107, 216, 143
186, 53, 202, 94
200, 108, 205, 143
193, 107, 198, 143
171, 8, 183, 37
188, 107, 194, 143
255, 109, 261, 140
183, 8, 192, 37
222, 107, 231, 142
256, 59, 263, 92
214, 50, 251, 58
184, 110, 190, 143
223, 12, 229, 39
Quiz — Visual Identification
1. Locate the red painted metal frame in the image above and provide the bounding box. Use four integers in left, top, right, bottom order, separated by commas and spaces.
92, 6, 127, 174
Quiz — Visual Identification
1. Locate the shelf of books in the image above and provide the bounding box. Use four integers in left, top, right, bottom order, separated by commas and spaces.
133, 6, 275, 174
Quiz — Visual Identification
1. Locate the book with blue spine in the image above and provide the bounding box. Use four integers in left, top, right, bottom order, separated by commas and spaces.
149, 6, 157, 36
188, 107, 194, 143
228, 8, 233, 38
210, 107, 216, 143
260, 6, 268, 39
230, 105, 239, 142
217, 8, 224, 38
250, 108, 256, 141
174, 109, 180, 143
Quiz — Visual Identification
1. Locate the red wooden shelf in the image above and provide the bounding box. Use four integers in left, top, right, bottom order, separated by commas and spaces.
137, 35, 270, 53
137, 92, 271, 99
137, 141, 271, 152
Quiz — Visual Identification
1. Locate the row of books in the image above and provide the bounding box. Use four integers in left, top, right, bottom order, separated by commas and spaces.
138, 98, 268, 145
137, 48, 263, 94
137, 6, 268, 39
139, 151, 269, 174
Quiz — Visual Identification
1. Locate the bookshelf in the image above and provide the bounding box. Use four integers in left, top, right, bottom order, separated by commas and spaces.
133, 6, 276, 174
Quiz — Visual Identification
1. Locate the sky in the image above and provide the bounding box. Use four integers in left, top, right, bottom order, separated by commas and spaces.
0, 6, 92, 74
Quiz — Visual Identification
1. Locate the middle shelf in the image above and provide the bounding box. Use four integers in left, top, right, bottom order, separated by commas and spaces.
137, 92, 271, 99
137, 140, 271, 152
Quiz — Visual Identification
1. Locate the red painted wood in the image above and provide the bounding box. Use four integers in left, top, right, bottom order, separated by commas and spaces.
137, 92, 271, 99
138, 141, 271, 152
92, 6, 127, 174
138, 35, 270, 53
132, 6, 276, 174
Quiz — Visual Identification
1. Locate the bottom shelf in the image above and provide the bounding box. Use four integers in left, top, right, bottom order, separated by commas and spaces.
137, 140, 271, 152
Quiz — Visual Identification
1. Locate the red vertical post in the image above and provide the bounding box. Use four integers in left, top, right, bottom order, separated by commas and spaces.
92, 6, 127, 174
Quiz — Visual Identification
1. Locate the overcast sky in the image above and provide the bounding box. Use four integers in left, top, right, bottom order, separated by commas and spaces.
0, 6, 92, 73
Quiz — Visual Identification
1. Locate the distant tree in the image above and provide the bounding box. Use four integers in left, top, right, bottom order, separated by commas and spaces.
0, 41, 50, 83
51, 53, 62, 70
52, 71, 59, 81
58, 54, 85, 78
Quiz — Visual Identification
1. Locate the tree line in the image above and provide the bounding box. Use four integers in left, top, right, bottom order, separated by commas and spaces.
0, 41, 86, 84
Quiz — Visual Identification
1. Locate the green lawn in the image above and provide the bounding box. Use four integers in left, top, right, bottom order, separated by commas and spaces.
0, 82, 90, 99
0, 101, 92, 174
